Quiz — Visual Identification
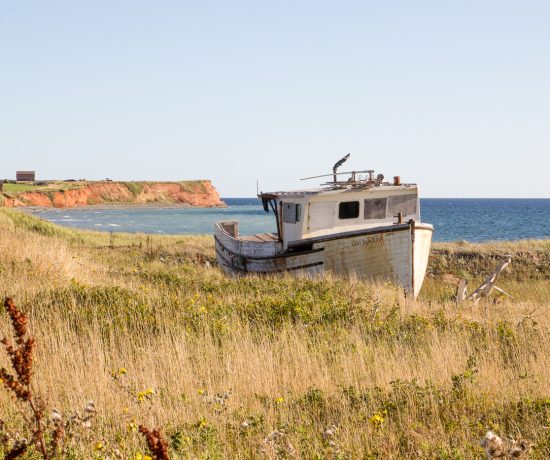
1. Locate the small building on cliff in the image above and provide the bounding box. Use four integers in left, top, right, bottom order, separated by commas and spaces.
16, 171, 36, 181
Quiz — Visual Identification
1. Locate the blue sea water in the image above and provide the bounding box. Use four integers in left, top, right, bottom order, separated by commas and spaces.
23, 198, 550, 242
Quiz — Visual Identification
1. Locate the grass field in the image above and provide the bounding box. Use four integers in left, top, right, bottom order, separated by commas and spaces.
3, 183, 47, 192
0, 208, 549, 459
1, 181, 91, 195
1, 180, 211, 195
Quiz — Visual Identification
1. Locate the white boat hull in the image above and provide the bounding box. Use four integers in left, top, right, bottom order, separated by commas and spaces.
215, 221, 433, 298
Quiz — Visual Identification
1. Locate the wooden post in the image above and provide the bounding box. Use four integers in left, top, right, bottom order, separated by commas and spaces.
456, 279, 468, 305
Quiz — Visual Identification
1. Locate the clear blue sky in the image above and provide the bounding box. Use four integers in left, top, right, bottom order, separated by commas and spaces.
1, 1, 549, 197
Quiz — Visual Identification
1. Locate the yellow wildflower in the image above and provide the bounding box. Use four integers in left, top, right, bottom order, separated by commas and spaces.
134, 454, 152, 460
136, 387, 155, 403
198, 417, 209, 429
275, 396, 284, 405
369, 409, 387, 429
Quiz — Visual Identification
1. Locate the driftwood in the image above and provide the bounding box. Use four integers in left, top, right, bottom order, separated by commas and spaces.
456, 257, 512, 305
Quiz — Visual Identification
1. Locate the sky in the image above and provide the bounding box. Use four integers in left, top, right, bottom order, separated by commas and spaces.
1, 1, 549, 198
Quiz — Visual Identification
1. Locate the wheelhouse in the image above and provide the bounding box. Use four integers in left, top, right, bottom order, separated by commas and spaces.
261, 184, 420, 250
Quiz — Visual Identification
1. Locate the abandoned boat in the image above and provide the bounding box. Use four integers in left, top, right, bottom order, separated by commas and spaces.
214, 155, 434, 298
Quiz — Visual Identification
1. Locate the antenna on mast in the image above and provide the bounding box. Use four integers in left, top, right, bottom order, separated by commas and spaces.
333, 153, 350, 182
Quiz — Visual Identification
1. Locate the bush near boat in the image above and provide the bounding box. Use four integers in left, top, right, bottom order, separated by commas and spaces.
0, 209, 549, 458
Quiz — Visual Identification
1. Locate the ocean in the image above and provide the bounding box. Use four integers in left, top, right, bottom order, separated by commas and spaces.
23, 198, 550, 242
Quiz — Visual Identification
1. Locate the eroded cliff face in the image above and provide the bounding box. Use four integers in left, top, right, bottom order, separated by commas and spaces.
1, 181, 225, 208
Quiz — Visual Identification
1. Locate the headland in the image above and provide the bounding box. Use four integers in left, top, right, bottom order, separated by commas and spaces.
0, 179, 225, 208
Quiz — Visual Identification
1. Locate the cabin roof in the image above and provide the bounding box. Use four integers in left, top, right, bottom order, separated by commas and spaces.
260, 183, 418, 200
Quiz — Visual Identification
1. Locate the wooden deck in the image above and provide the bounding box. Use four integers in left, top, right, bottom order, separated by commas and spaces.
240, 233, 279, 243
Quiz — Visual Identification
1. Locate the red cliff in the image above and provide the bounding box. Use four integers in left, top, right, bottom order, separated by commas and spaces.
1, 180, 225, 208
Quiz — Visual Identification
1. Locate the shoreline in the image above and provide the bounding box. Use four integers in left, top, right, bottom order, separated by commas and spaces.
7, 202, 549, 243
18, 202, 228, 212
12, 207, 550, 244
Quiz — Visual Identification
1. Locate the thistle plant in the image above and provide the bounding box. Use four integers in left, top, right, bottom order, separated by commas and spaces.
0, 297, 48, 459
480, 431, 530, 459
261, 429, 295, 459
0, 298, 98, 459
138, 425, 169, 460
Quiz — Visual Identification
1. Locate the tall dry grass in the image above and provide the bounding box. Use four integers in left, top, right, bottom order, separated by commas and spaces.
0, 210, 549, 458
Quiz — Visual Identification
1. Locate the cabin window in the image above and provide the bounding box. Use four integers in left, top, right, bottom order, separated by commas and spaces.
364, 198, 387, 219
282, 203, 301, 224
387, 194, 417, 217
338, 201, 360, 219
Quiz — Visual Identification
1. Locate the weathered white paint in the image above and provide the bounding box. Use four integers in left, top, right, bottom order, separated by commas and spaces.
412, 224, 433, 298
292, 186, 420, 243
215, 222, 281, 259
214, 181, 433, 298
215, 221, 433, 298
308, 201, 337, 231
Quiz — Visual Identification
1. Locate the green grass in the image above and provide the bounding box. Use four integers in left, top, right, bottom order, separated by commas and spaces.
0, 212, 549, 459
429, 241, 550, 282
2, 181, 90, 194
3, 183, 44, 192
123, 181, 146, 197
0, 208, 83, 242
178, 180, 209, 193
